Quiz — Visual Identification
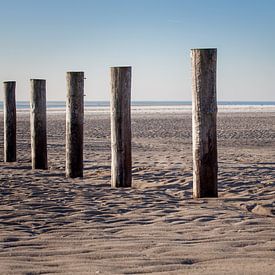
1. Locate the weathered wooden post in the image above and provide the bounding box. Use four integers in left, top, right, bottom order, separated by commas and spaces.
66, 72, 84, 178
3, 81, 16, 162
30, 79, 48, 169
110, 66, 132, 187
191, 48, 218, 198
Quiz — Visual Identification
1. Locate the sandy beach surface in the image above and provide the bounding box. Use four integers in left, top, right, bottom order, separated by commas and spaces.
0, 110, 274, 274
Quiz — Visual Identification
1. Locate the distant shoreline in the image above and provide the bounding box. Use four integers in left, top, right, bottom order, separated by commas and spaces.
1, 104, 274, 114
0, 100, 275, 110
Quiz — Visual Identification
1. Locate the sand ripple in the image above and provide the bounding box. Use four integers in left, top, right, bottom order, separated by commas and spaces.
0, 112, 274, 274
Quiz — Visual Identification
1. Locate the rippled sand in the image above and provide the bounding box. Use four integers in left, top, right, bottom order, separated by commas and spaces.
0, 111, 274, 274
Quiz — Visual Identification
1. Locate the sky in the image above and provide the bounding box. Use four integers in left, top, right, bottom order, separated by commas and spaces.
0, 0, 275, 101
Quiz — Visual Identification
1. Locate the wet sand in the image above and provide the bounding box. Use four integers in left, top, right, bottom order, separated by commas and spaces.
0, 111, 274, 274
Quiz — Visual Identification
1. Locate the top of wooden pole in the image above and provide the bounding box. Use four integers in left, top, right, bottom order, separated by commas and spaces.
30, 79, 46, 81
191, 48, 217, 51
110, 66, 131, 69
191, 48, 217, 58
66, 71, 84, 74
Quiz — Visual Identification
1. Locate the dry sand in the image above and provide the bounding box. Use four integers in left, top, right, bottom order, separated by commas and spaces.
0, 111, 274, 274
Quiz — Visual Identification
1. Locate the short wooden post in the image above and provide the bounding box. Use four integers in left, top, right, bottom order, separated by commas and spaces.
66, 72, 84, 178
110, 66, 132, 187
3, 81, 16, 162
191, 48, 218, 198
30, 79, 48, 169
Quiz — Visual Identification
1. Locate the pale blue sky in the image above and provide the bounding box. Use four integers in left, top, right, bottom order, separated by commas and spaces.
0, 0, 274, 101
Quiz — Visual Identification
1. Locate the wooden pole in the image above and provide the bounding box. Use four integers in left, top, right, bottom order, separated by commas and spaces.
30, 79, 48, 169
191, 48, 218, 198
110, 66, 132, 187
66, 72, 84, 178
3, 81, 16, 162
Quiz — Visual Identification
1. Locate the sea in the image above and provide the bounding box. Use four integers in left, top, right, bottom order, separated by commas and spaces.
0, 101, 274, 113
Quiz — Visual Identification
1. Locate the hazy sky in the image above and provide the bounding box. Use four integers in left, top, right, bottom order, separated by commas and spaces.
0, 0, 274, 101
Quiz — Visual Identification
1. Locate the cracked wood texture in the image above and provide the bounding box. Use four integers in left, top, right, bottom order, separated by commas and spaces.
66, 72, 84, 178
30, 79, 48, 170
110, 67, 132, 187
3, 81, 16, 162
191, 49, 218, 198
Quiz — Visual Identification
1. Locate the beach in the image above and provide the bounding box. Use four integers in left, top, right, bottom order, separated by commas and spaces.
0, 109, 274, 274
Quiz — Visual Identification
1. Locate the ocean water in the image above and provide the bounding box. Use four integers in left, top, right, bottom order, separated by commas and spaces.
0, 101, 274, 113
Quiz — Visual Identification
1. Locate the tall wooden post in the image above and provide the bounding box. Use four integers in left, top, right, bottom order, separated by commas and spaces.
191, 48, 218, 198
66, 72, 84, 178
3, 81, 16, 162
30, 79, 48, 169
110, 66, 132, 187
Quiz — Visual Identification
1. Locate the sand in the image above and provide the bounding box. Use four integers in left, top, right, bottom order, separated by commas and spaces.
0, 111, 274, 274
